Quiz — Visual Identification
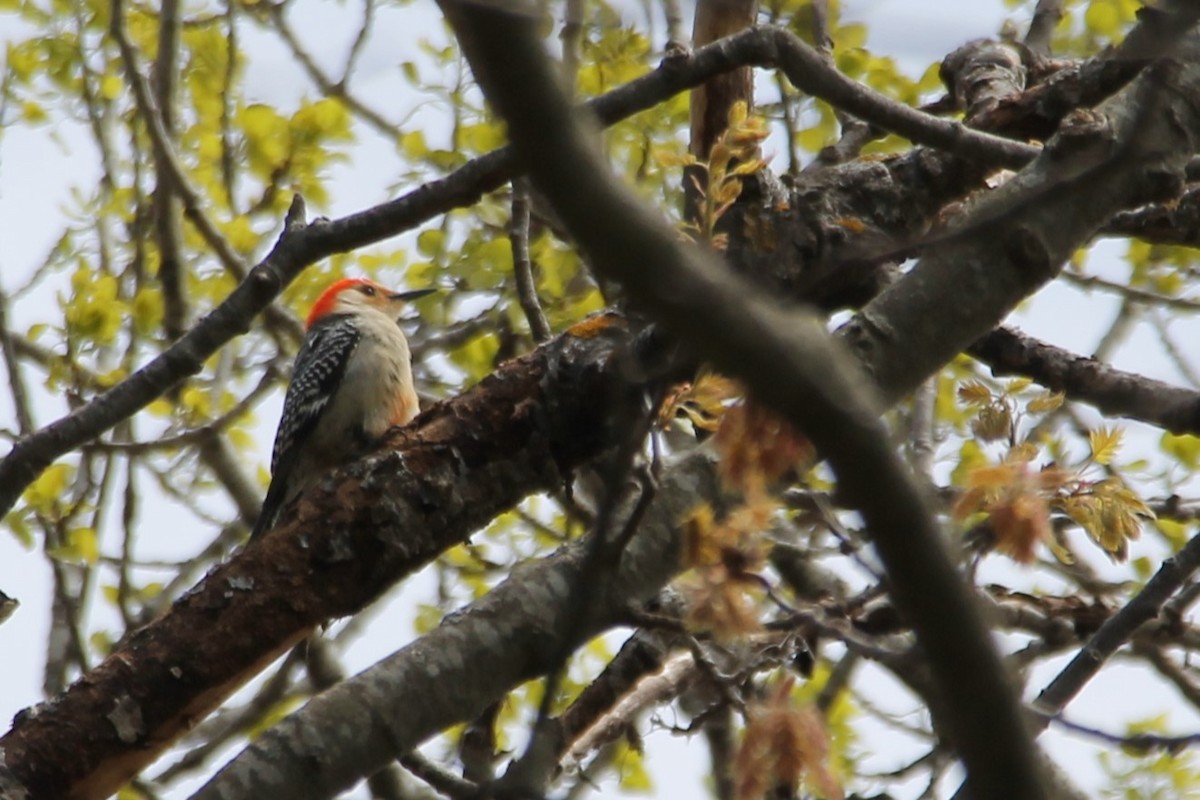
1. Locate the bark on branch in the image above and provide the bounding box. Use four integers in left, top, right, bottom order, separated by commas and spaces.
0, 317, 643, 800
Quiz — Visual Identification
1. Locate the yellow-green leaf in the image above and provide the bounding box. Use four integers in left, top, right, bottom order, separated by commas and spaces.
416, 228, 445, 258
1084, 0, 1121, 37
1162, 432, 1200, 468
1089, 426, 1123, 465
69, 527, 99, 564
1026, 391, 1065, 414
400, 129, 427, 159
23, 463, 73, 514
100, 73, 124, 100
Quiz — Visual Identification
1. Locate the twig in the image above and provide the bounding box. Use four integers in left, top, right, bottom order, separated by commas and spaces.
0, 281, 35, 435
264, 1, 396, 137
510, 178, 552, 342
1034, 530, 1200, 721
151, 0, 188, 342
1151, 310, 1200, 389
908, 377, 937, 481
1135, 643, 1200, 709
1037, 708, 1200, 753
399, 752, 479, 799
1025, 0, 1065, 60
220, 0, 239, 213
154, 647, 307, 782
0, 588, 18, 627
85, 362, 281, 454
559, 650, 696, 776
1062, 270, 1200, 314
341, 0, 376, 80
662, 0, 685, 50
561, 0, 584, 89
809, 0, 833, 52
815, 650, 858, 714
110, 0, 252, 287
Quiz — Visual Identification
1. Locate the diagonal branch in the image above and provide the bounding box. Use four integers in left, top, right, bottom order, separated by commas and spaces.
1033, 529, 1200, 722
0, 315, 642, 800
440, 3, 1049, 799
970, 325, 1200, 435
192, 449, 722, 800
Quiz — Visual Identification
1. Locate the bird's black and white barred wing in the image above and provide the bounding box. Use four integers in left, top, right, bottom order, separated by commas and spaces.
270, 315, 361, 472
250, 315, 361, 540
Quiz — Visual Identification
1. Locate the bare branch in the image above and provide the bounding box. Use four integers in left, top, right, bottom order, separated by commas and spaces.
110, 0, 252, 286
510, 178, 552, 342
1034, 529, 1200, 721
969, 326, 1200, 435
0, 282, 35, 436
442, 3, 1051, 798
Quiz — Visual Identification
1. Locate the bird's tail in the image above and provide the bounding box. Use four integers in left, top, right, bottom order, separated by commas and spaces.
249, 479, 287, 541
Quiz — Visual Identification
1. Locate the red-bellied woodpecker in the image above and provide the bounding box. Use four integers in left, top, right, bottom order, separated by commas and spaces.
250, 277, 434, 540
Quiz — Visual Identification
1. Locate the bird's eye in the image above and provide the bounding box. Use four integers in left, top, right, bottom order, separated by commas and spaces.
360, 284, 376, 296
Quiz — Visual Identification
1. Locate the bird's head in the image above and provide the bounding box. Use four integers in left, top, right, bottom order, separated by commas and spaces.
305, 278, 436, 329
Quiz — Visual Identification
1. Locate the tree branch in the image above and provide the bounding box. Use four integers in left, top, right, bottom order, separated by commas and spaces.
192, 449, 721, 799
1024, 0, 1065, 60
0, 317, 643, 800
1033, 529, 1200, 722
440, 3, 1050, 798
839, 16, 1200, 405
969, 325, 1200, 435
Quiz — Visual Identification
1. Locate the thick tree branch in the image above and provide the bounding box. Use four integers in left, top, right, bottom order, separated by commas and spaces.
1104, 182, 1200, 245
941, 38, 1026, 122
1025, 0, 1064, 59
975, 0, 1200, 141
192, 450, 721, 799
0, 317, 643, 800
839, 18, 1200, 404
441, 3, 1048, 799
689, 0, 758, 159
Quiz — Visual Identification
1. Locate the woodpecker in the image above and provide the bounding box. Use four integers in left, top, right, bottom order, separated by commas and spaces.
250, 277, 435, 540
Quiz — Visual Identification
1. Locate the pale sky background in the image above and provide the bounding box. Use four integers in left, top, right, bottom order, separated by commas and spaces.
3, 1, 1199, 798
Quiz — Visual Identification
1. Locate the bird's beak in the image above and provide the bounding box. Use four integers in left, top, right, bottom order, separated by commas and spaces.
388, 288, 437, 302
